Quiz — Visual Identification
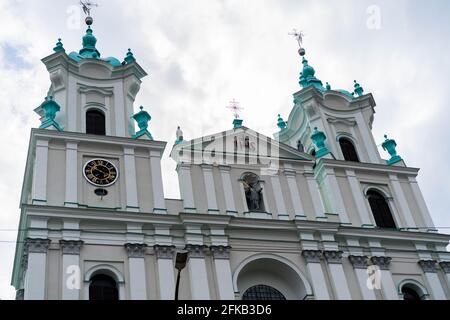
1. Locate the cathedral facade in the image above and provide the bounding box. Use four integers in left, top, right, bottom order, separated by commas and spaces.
10, 15, 450, 300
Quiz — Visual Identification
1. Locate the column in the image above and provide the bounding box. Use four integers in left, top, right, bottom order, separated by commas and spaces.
153, 245, 176, 300
150, 150, 167, 213
178, 163, 196, 213
284, 170, 305, 220
354, 112, 380, 163
210, 246, 234, 300
124, 243, 148, 300
323, 251, 352, 299
348, 255, 377, 300
32, 139, 49, 205
304, 172, 327, 221
418, 260, 447, 300
185, 244, 210, 299
320, 168, 351, 224
219, 165, 237, 216
345, 169, 373, 227
60, 240, 83, 300
124, 147, 139, 212
370, 256, 399, 300
388, 174, 417, 230
439, 262, 450, 295
201, 164, 219, 213
270, 175, 288, 220
408, 176, 437, 231
301, 250, 330, 300
24, 238, 50, 300
65, 141, 78, 207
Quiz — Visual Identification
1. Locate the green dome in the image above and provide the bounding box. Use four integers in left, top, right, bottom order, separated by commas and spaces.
79, 26, 101, 58
302, 57, 315, 78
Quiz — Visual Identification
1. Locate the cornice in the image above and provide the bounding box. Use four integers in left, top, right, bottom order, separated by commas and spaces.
314, 158, 420, 176
31, 128, 166, 152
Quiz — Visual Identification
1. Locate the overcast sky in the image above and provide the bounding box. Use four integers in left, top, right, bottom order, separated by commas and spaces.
0, 0, 449, 299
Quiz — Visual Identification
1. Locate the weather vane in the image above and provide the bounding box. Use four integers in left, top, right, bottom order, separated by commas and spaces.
288, 28, 306, 56
226, 98, 243, 119
80, 1, 98, 17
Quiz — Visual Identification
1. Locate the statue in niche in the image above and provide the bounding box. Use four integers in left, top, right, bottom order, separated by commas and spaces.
242, 173, 264, 212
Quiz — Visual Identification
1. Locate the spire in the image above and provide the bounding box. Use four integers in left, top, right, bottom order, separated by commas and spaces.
289, 29, 324, 90
277, 114, 287, 129
382, 134, 402, 165
131, 106, 153, 140
79, 26, 101, 58
78, 1, 100, 58
53, 38, 64, 53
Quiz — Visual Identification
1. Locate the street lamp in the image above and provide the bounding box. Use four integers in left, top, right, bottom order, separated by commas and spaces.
174, 250, 189, 300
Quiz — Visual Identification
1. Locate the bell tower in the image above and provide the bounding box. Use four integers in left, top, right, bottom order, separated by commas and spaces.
275, 42, 387, 165
35, 14, 146, 137
12, 8, 167, 300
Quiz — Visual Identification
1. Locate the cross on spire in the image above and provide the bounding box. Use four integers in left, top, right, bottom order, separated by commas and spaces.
226, 98, 243, 119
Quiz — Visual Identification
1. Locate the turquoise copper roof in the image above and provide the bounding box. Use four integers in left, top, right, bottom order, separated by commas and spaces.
67, 25, 123, 67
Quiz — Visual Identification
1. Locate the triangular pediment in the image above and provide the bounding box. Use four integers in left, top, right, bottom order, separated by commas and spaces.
170, 126, 314, 166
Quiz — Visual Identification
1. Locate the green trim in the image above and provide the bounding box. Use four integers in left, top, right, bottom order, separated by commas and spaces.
361, 224, 375, 228
64, 201, 79, 205
153, 207, 167, 211
126, 205, 140, 209
324, 212, 339, 216
32, 199, 47, 204
184, 207, 197, 210
226, 210, 238, 214
208, 209, 220, 212
340, 222, 353, 226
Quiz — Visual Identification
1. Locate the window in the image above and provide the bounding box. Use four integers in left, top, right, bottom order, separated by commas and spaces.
242, 172, 265, 212
339, 138, 359, 162
402, 286, 422, 300
89, 274, 119, 300
367, 190, 396, 229
242, 285, 286, 300
310, 149, 316, 157
86, 109, 106, 135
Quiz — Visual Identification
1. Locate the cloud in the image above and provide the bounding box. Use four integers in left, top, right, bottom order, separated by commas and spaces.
0, 0, 449, 299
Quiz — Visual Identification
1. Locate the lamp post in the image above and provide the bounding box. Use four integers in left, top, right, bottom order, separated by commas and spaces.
174, 250, 189, 300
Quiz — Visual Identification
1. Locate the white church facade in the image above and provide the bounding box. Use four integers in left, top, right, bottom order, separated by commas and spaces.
10, 13, 450, 300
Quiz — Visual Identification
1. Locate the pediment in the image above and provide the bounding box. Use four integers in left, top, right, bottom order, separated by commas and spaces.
171, 126, 314, 166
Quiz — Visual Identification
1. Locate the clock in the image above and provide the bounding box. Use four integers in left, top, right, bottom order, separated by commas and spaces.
83, 158, 118, 187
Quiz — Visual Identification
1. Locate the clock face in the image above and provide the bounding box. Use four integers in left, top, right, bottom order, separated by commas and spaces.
83, 158, 118, 187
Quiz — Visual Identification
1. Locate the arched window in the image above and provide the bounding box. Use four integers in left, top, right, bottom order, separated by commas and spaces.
401, 286, 422, 300
242, 285, 286, 300
242, 172, 265, 212
86, 109, 106, 135
339, 138, 359, 162
89, 274, 119, 300
367, 190, 396, 229
310, 149, 316, 157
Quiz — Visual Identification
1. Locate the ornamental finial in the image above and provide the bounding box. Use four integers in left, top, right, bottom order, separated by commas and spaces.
80, 1, 98, 25
353, 80, 364, 96
288, 28, 305, 56
53, 38, 64, 52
